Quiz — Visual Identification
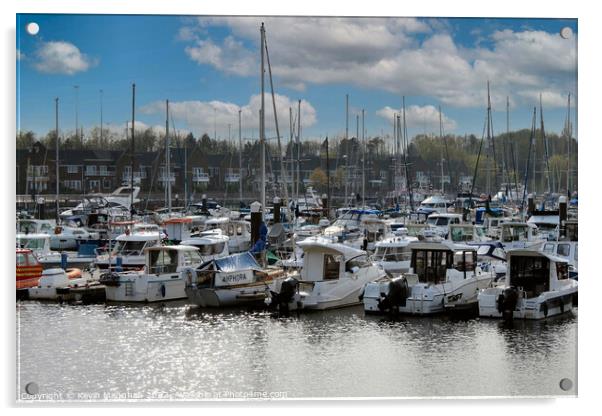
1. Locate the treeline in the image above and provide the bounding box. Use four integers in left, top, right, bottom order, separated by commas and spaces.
16, 126, 577, 194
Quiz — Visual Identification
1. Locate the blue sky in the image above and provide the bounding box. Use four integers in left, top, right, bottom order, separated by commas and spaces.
16, 15, 577, 145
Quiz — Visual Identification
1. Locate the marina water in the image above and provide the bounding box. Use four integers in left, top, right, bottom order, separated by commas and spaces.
17, 302, 577, 399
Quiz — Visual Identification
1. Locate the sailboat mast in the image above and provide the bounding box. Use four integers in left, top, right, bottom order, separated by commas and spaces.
259, 23, 266, 211
55, 97, 59, 222
521, 107, 537, 216
297, 99, 301, 205
345, 94, 349, 207
166, 99, 171, 213
239, 109, 243, 204
567, 93, 571, 196
361, 109, 365, 208
540, 94, 552, 194
130, 83, 135, 219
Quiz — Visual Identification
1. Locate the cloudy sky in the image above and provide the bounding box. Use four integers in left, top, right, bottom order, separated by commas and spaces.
16, 14, 577, 144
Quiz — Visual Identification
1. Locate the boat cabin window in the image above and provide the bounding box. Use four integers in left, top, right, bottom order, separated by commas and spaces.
16, 253, 27, 266
450, 227, 474, 242
574, 245, 578, 261
181, 250, 202, 266
509, 256, 550, 297
149, 250, 179, 274
557, 243, 570, 257
543, 243, 555, 254
18, 238, 46, 250
323, 254, 341, 280
502, 225, 528, 242
199, 242, 226, 256
556, 262, 569, 280
345, 254, 370, 272
373, 246, 411, 262
112, 240, 147, 255
427, 217, 449, 226
453, 250, 476, 273
411, 249, 452, 284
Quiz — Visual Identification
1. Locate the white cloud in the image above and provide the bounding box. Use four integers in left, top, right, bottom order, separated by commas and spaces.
376, 105, 457, 132
517, 90, 570, 108
140, 93, 317, 139
17, 49, 24, 60
33, 41, 96, 75
180, 18, 576, 109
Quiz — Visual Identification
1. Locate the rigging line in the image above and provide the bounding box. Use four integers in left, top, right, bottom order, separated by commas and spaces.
469, 112, 489, 206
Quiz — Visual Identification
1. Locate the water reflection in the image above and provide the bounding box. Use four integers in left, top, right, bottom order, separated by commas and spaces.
17, 301, 577, 400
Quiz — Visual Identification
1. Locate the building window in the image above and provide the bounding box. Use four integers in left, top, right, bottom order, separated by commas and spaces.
86, 165, 98, 176
103, 179, 112, 189
63, 180, 82, 191
66, 165, 79, 174
88, 180, 100, 192
99, 165, 108, 176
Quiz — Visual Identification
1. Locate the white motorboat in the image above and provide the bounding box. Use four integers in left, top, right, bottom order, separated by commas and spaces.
371, 232, 418, 274
498, 222, 546, 250
181, 234, 230, 261
16, 233, 96, 270
94, 231, 162, 270
446, 224, 491, 244
527, 212, 559, 241
16, 219, 56, 235
417, 194, 450, 214
185, 252, 288, 307
477, 249, 578, 320
101, 245, 203, 302
424, 213, 464, 238
363, 240, 495, 315
203, 217, 252, 253
266, 239, 385, 312
27, 268, 91, 301
50, 225, 99, 251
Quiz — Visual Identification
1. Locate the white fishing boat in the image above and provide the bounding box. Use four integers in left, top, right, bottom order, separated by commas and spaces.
203, 217, 252, 253
266, 239, 385, 312
363, 240, 495, 315
185, 252, 288, 307
94, 231, 162, 270
101, 245, 202, 302
477, 249, 577, 320
424, 213, 464, 238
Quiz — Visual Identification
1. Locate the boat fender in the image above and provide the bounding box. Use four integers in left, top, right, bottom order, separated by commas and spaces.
160, 284, 166, 298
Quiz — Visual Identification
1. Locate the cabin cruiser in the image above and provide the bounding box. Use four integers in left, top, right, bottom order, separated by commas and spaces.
498, 222, 546, 250
94, 231, 162, 270
527, 212, 560, 241
203, 217, 252, 253
425, 213, 463, 238
185, 252, 288, 307
266, 239, 385, 312
16, 233, 96, 270
50, 225, 100, 251
540, 219, 578, 279
322, 209, 380, 243
101, 245, 203, 302
477, 249, 577, 320
371, 231, 419, 274
60, 186, 140, 219
180, 234, 230, 261
363, 240, 495, 315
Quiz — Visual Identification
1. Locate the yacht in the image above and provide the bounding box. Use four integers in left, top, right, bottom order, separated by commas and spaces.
266, 238, 385, 312
498, 222, 546, 250
50, 225, 100, 251
94, 231, 162, 270
425, 213, 464, 238
101, 245, 203, 302
16, 233, 96, 270
185, 252, 288, 307
363, 240, 495, 315
417, 195, 450, 215
477, 249, 577, 320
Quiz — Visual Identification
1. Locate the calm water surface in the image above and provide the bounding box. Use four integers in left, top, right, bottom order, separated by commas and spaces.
17, 302, 577, 400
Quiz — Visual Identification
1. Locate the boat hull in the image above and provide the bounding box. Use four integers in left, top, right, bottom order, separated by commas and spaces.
185, 282, 275, 308
105, 275, 186, 303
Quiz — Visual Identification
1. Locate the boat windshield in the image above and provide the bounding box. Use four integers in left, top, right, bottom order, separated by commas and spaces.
412, 249, 453, 284
373, 246, 411, 262
501, 225, 529, 242
509, 255, 550, 297
199, 242, 226, 256
112, 240, 148, 255
148, 249, 178, 274
450, 227, 474, 242
427, 217, 449, 226
17, 238, 46, 250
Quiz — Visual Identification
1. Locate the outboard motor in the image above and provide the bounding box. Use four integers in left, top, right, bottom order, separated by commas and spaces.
497, 287, 519, 322
378, 276, 409, 314
99, 272, 121, 287
269, 276, 298, 315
